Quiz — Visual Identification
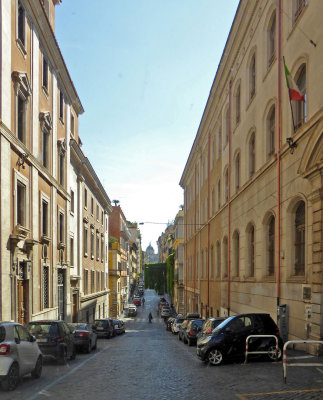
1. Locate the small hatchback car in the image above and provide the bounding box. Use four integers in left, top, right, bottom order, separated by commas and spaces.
0, 322, 42, 391
196, 313, 283, 366
93, 319, 116, 338
27, 320, 76, 365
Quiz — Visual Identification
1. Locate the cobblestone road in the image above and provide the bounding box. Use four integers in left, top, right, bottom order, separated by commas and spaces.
1, 290, 323, 399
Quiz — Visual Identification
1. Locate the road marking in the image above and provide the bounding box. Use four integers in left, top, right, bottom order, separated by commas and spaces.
27, 345, 111, 400
236, 388, 323, 399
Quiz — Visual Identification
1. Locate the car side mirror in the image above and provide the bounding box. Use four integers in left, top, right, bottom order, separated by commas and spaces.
30, 335, 36, 342
15, 337, 20, 344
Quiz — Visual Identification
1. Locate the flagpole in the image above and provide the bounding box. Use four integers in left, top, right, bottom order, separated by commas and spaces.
283, 56, 296, 133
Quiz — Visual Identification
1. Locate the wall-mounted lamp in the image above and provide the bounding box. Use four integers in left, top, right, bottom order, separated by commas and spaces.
286, 137, 297, 154
17, 153, 29, 169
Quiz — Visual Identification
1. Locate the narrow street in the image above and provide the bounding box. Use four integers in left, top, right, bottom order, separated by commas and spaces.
2, 290, 323, 400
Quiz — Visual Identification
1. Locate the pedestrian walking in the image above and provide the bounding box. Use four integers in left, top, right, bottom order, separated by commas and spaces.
142, 297, 145, 306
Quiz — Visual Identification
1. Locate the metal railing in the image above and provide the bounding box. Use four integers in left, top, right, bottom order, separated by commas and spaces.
283, 340, 323, 383
244, 335, 279, 364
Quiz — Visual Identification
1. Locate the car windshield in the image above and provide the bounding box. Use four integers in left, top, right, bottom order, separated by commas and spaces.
0, 326, 5, 342
193, 320, 204, 327
75, 324, 89, 330
176, 319, 184, 323
28, 323, 58, 336
212, 316, 235, 333
94, 320, 106, 328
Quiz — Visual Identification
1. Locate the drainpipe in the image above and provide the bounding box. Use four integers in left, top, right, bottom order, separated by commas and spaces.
227, 80, 232, 317
207, 133, 211, 315
277, 0, 282, 313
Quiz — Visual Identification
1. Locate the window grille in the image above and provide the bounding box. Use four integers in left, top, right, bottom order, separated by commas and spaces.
43, 266, 49, 308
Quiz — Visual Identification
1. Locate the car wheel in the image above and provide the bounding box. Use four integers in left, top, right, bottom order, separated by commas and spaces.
86, 341, 92, 354
31, 356, 42, 379
93, 339, 97, 350
2, 362, 20, 391
188, 338, 192, 346
267, 345, 282, 361
178, 333, 182, 341
58, 348, 67, 365
208, 348, 224, 366
70, 345, 76, 360
183, 337, 188, 344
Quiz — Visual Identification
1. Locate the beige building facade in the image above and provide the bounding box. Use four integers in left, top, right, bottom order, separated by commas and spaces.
180, 0, 323, 343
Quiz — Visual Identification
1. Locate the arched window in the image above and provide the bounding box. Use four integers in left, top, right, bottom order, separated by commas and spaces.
223, 236, 228, 278
235, 153, 240, 192
225, 107, 230, 145
217, 179, 221, 210
249, 54, 256, 100
247, 224, 255, 277
224, 168, 229, 202
249, 132, 256, 177
233, 231, 240, 277
235, 84, 241, 124
267, 105, 276, 157
294, 201, 305, 275
216, 241, 221, 277
210, 245, 214, 278
268, 11, 276, 68
294, 64, 306, 129
268, 216, 275, 276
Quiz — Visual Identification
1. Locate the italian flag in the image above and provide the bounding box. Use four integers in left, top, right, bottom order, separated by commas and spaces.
284, 60, 305, 102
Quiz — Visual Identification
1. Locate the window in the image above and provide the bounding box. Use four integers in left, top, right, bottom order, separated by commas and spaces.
84, 188, 88, 208
249, 53, 256, 100
235, 85, 241, 124
201, 250, 204, 279
294, 64, 306, 129
96, 204, 99, 221
223, 237, 228, 277
91, 197, 94, 215
83, 227, 88, 256
294, 201, 305, 276
225, 107, 230, 145
217, 128, 222, 159
216, 241, 221, 277
101, 271, 105, 290
211, 187, 215, 216
268, 216, 275, 276
43, 265, 49, 309
233, 231, 240, 277
235, 153, 240, 191
91, 271, 95, 293
212, 138, 215, 169
96, 271, 100, 292
267, 105, 276, 157
294, 0, 306, 24
217, 180, 221, 210
17, 1, 25, 46
41, 199, 49, 236
42, 56, 48, 91
248, 225, 255, 277
13, 72, 31, 144
70, 237, 74, 267
210, 245, 214, 278
70, 113, 75, 136
84, 269, 88, 295
96, 234, 100, 260
101, 211, 104, 225
249, 132, 255, 177
17, 181, 26, 226
59, 90, 64, 121
71, 190, 75, 213
91, 231, 94, 259
58, 211, 64, 244
17, 94, 26, 143
224, 168, 229, 202
42, 128, 50, 168
58, 151, 65, 186
268, 12, 276, 68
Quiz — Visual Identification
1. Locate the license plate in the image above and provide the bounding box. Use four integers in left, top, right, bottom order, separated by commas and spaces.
36, 338, 47, 343
114, 325, 119, 329
96, 327, 103, 331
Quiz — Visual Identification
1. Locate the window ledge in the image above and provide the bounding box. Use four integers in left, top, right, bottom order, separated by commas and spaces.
16, 38, 27, 58
286, 275, 306, 283
263, 275, 276, 283
14, 224, 29, 236
245, 276, 256, 282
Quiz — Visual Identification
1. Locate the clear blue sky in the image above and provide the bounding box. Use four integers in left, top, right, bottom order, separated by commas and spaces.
55, 0, 239, 250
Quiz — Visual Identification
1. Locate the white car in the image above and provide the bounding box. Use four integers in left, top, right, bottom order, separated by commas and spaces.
0, 322, 42, 391
172, 316, 185, 334
161, 306, 171, 318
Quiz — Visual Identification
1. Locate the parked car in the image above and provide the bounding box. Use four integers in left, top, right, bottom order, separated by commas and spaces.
68, 323, 97, 353
165, 317, 175, 331
127, 305, 137, 317
113, 320, 125, 335
27, 320, 76, 365
183, 319, 205, 346
197, 317, 226, 342
171, 316, 185, 334
178, 320, 190, 342
93, 319, 116, 338
0, 322, 42, 391
196, 313, 283, 366
133, 297, 141, 306
161, 306, 171, 318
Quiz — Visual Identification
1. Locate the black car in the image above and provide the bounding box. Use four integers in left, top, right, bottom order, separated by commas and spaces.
196, 313, 283, 366
183, 319, 205, 346
68, 323, 97, 353
27, 320, 76, 365
113, 320, 125, 335
93, 319, 116, 338
197, 317, 226, 341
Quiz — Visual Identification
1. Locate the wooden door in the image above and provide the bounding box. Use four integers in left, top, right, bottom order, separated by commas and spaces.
72, 293, 77, 322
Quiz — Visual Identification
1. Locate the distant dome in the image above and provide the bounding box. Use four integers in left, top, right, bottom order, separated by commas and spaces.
146, 243, 154, 253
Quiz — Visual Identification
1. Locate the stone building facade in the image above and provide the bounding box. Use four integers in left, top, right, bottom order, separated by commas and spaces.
180, 0, 323, 343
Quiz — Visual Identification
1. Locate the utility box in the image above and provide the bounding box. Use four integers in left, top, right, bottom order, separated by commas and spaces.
277, 304, 289, 343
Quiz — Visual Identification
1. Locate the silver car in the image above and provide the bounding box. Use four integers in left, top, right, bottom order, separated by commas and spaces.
0, 322, 42, 391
